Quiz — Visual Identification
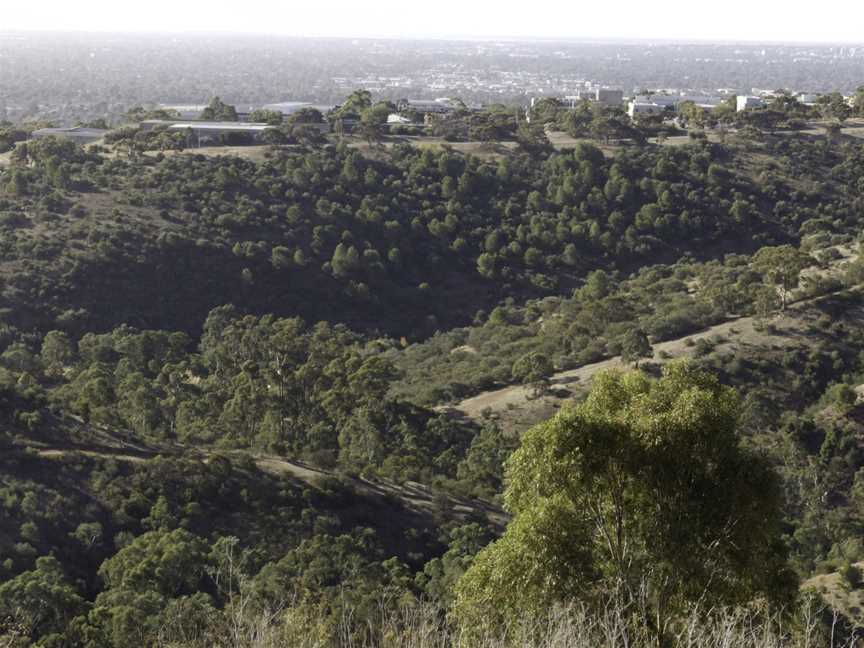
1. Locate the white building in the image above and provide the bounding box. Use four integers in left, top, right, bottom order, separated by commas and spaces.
736, 96, 766, 112
633, 94, 723, 109
387, 113, 413, 125
627, 102, 667, 119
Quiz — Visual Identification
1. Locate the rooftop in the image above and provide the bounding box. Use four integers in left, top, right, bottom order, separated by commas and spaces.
157, 104, 208, 111
33, 126, 109, 137
262, 102, 334, 114
142, 120, 273, 132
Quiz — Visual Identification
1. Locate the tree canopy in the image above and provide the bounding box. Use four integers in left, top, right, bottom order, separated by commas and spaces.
454, 361, 795, 638
200, 96, 239, 122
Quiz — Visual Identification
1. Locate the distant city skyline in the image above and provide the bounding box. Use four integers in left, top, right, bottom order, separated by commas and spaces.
4, 0, 864, 44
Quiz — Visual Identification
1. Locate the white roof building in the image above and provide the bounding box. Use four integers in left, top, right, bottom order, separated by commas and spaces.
627, 102, 666, 118
141, 120, 272, 133
164, 121, 271, 132
138, 120, 277, 144
387, 113, 413, 125
633, 94, 724, 108
261, 102, 334, 116
398, 99, 455, 114
157, 104, 209, 120
31, 127, 108, 144
736, 96, 766, 112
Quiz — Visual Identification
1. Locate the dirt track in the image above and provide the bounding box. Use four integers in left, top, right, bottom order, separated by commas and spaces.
31, 443, 506, 525
444, 244, 860, 425
447, 314, 768, 421
32, 443, 332, 484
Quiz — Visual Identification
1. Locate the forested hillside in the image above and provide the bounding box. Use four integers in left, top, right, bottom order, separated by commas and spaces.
3, 124, 864, 646
3, 132, 859, 339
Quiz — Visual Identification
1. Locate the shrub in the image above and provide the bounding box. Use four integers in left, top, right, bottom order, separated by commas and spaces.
841, 561, 863, 590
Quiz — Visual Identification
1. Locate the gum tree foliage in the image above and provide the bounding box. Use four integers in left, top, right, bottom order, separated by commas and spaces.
0, 556, 87, 644
511, 351, 554, 398
620, 327, 652, 367
85, 529, 213, 646
753, 244, 813, 310
454, 362, 795, 639
199, 96, 239, 122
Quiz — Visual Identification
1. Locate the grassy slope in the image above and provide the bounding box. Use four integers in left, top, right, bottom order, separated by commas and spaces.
437, 243, 860, 435
6, 411, 506, 530
803, 565, 864, 624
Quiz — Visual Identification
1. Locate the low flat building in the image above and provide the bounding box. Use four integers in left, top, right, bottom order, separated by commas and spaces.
633, 94, 723, 109
157, 104, 209, 120
262, 102, 335, 116
633, 95, 679, 108
397, 99, 455, 114
31, 126, 108, 144
558, 87, 623, 108
140, 120, 274, 144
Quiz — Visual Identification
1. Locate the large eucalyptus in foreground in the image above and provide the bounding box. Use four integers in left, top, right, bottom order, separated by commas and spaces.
454, 361, 796, 638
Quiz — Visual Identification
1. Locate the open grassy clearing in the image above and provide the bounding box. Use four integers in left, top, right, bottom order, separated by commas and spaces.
18, 116, 864, 172
803, 564, 864, 624
142, 144, 277, 162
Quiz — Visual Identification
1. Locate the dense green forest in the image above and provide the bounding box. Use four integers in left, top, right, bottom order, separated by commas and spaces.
4, 121, 860, 339
4, 110, 864, 646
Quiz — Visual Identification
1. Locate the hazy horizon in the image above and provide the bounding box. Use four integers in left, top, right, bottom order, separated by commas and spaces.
2, 30, 864, 47
4, 0, 864, 44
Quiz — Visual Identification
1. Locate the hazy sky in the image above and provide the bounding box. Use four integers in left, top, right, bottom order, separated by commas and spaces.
4, 0, 864, 43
